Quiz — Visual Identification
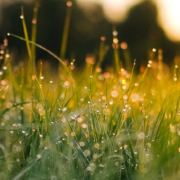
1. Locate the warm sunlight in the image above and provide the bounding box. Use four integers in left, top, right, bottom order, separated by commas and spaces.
77, 0, 180, 42
76, 0, 142, 23
102, 0, 142, 22
155, 0, 180, 41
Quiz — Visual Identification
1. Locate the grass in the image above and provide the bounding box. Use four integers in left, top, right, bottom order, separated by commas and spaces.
0, 2, 180, 180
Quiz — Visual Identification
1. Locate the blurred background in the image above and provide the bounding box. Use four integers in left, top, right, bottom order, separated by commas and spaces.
0, 0, 180, 70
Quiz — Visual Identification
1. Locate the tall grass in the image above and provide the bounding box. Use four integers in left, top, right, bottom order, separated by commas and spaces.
0, 2, 180, 180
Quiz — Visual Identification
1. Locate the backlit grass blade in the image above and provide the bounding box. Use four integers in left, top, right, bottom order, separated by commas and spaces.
121, 42, 132, 72
60, 1, 72, 59
20, 67, 24, 124
95, 36, 109, 69
31, 2, 40, 74
21, 6, 32, 62
7, 33, 75, 85
151, 88, 171, 141
112, 26, 120, 73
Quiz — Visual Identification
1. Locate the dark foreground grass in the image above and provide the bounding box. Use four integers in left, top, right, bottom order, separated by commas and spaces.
0, 2, 180, 180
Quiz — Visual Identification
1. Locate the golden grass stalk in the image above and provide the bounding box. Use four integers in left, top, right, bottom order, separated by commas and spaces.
60, 1, 73, 59
31, 2, 40, 74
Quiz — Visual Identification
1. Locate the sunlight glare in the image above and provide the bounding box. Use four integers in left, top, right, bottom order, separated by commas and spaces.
155, 0, 180, 41
77, 0, 142, 23
102, 0, 142, 22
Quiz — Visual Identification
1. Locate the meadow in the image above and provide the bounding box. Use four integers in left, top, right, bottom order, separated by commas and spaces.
0, 2, 180, 180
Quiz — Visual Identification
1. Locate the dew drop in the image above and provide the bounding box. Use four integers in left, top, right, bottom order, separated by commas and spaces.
79, 141, 85, 147
82, 123, 87, 129
175, 65, 179, 68
87, 163, 96, 171
37, 154, 42, 159
113, 31, 118, 36
62, 107, 67, 112
111, 90, 118, 98
40, 76, 44, 80
67, 1, 72, 7
138, 132, 145, 139
94, 143, 100, 149
32, 18, 37, 24
178, 147, 180, 152
120, 42, 128, 49
5, 54, 10, 58
3, 66, 7, 70
101, 36, 106, 41
61, 117, 66, 123
77, 117, 83, 123
84, 149, 90, 157
174, 77, 178, 81
71, 132, 75, 137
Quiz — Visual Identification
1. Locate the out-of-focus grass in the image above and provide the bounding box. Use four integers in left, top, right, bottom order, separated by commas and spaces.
0, 2, 180, 180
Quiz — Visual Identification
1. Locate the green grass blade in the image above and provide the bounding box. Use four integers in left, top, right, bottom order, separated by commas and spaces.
7, 33, 75, 85
60, 1, 72, 59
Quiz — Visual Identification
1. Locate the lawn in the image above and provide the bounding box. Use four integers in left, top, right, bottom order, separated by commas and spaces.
0, 2, 180, 180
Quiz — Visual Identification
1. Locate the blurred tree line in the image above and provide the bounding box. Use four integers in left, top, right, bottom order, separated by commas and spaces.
0, 0, 179, 70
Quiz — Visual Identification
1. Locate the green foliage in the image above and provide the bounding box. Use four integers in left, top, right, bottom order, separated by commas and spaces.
0, 2, 180, 180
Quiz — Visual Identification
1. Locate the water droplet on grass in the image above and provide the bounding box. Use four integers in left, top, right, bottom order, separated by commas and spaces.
5, 54, 10, 58
84, 149, 90, 157
61, 117, 66, 122
87, 163, 96, 171
174, 77, 177, 81
79, 141, 85, 147
77, 117, 83, 123
71, 132, 75, 137
32, 18, 37, 24
62, 107, 67, 112
40, 76, 44, 80
113, 31, 118, 36
121, 42, 128, 49
94, 143, 100, 149
138, 132, 145, 139
3, 66, 7, 70
37, 154, 42, 159
67, 1, 72, 7
82, 123, 87, 129
111, 90, 118, 98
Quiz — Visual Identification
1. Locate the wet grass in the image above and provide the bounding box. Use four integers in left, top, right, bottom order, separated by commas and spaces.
0, 2, 180, 180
